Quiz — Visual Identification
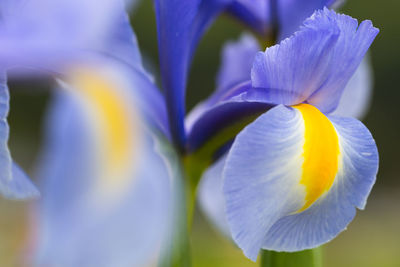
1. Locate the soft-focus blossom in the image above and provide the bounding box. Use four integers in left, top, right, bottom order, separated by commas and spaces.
1, 0, 175, 266
0, 0, 147, 202
196, 8, 379, 260
30, 61, 174, 266
0, 0, 142, 71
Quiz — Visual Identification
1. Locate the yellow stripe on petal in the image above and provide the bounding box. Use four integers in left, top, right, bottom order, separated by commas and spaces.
293, 104, 340, 212
70, 68, 139, 196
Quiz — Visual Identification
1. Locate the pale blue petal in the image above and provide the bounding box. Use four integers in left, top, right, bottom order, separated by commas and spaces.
223, 105, 378, 259
331, 56, 373, 119
216, 33, 260, 92
261, 116, 378, 251
69, 58, 170, 139
223, 105, 306, 261
118, 62, 171, 139
33, 88, 172, 266
251, 8, 378, 113
99, 7, 145, 71
0, 0, 141, 72
198, 155, 231, 237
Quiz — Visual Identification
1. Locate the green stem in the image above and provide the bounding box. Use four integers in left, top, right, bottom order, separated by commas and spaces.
260, 248, 323, 267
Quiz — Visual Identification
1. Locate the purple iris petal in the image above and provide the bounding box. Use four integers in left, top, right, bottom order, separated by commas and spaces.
186, 82, 272, 152
154, 0, 234, 147
216, 33, 261, 92
252, 8, 379, 113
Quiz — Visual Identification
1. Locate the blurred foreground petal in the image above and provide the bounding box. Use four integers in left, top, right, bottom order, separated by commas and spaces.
30, 64, 173, 266
0, 0, 140, 72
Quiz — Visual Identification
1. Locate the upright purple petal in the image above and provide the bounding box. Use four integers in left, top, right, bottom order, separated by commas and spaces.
154, 0, 233, 147
216, 33, 260, 92
251, 8, 378, 113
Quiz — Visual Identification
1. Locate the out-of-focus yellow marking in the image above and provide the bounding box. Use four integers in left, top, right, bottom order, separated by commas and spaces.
71, 69, 138, 193
293, 104, 340, 212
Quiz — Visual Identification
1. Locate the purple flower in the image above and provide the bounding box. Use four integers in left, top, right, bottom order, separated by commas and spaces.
196, 8, 379, 261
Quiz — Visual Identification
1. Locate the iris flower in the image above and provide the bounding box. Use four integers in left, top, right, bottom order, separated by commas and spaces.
0, 0, 379, 265
1, 0, 174, 265
198, 0, 374, 242
195, 8, 379, 260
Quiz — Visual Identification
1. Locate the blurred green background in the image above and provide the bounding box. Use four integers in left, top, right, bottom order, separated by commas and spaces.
1, 0, 399, 266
